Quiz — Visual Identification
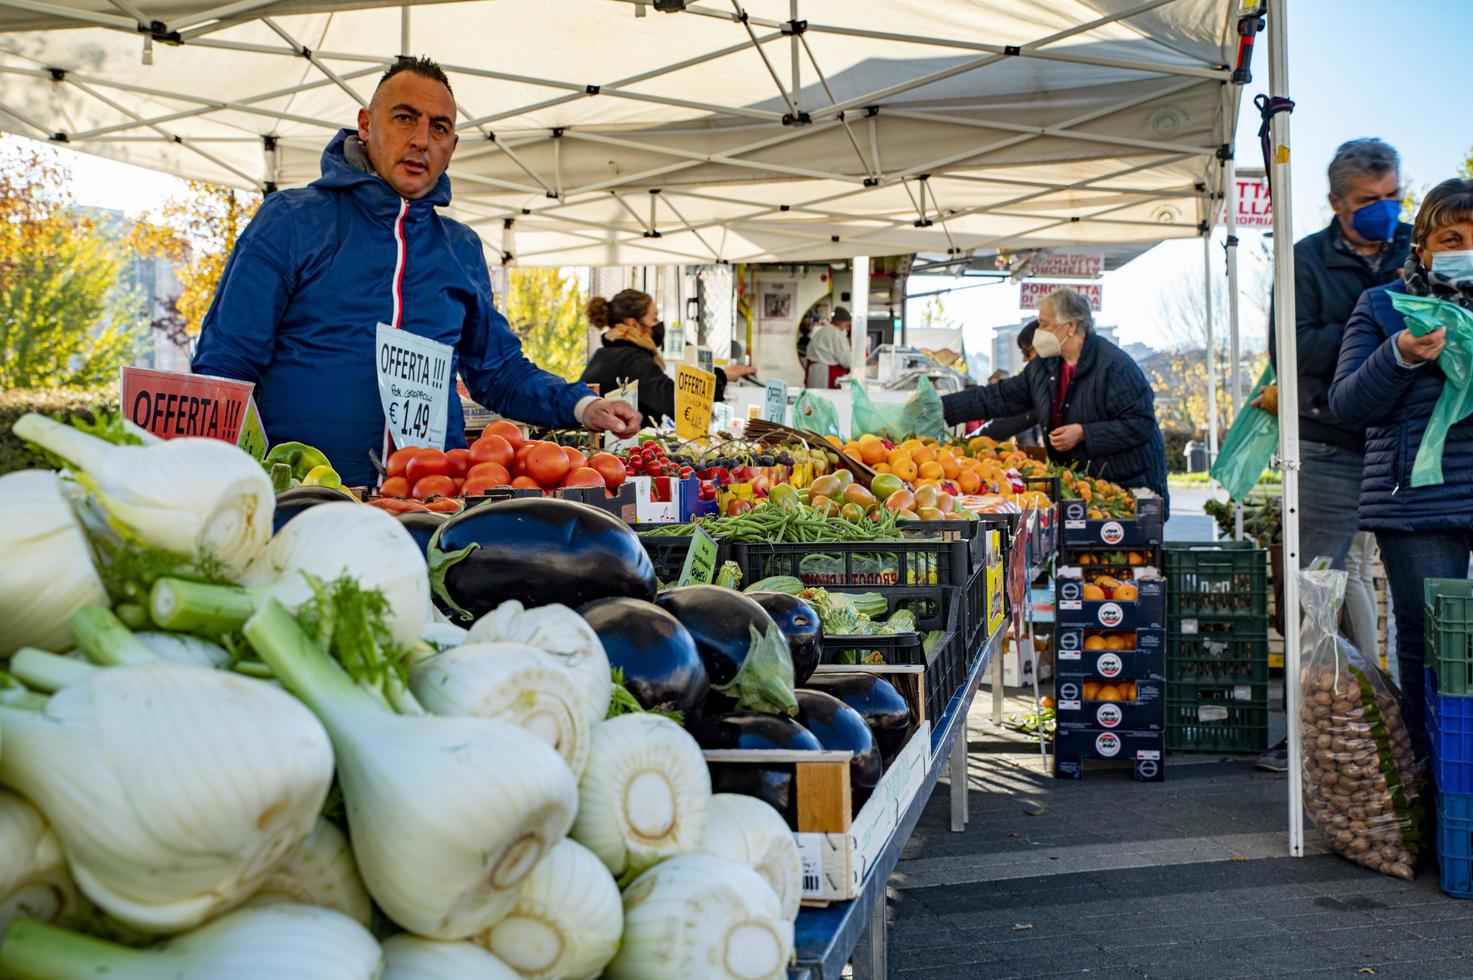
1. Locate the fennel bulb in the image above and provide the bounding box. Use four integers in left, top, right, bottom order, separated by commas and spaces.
0, 662, 334, 933
422, 621, 468, 651
479, 838, 621, 980
466, 601, 612, 725
0, 790, 88, 936
0, 470, 108, 657
0, 902, 383, 980
238, 502, 430, 648
382, 935, 519, 979
243, 600, 580, 939
410, 641, 591, 777
607, 853, 793, 980
14, 414, 272, 578
700, 794, 803, 922
571, 714, 711, 879
251, 818, 373, 926
135, 631, 230, 668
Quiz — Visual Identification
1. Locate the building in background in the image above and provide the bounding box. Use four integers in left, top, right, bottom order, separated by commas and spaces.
82, 207, 188, 374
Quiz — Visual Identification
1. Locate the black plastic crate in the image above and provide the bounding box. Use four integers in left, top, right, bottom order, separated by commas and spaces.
1165, 679, 1269, 753
1060, 496, 1165, 548
1164, 541, 1269, 621
1166, 624, 1269, 685
730, 538, 968, 590
637, 530, 729, 586
897, 514, 1008, 574
1053, 728, 1165, 781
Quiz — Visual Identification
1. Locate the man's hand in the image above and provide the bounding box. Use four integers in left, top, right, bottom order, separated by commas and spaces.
1250, 383, 1278, 414
1396, 327, 1445, 366
581, 398, 641, 438
724, 365, 758, 380
1048, 423, 1084, 452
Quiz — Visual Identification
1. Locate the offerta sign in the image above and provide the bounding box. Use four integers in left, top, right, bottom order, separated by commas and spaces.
121, 367, 257, 445
674, 364, 716, 440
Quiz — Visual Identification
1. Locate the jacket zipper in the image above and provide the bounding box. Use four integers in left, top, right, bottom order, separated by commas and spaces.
390, 197, 408, 329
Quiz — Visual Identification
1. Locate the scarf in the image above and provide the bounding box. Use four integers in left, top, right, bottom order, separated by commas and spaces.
604, 324, 665, 370
1404, 253, 1473, 311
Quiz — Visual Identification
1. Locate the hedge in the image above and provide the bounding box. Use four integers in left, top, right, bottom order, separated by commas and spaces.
0, 387, 117, 476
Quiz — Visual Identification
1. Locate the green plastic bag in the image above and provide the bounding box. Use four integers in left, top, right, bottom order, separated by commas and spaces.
1210, 363, 1279, 501
1389, 293, 1473, 488
849, 376, 949, 442
792, 390, 842, 439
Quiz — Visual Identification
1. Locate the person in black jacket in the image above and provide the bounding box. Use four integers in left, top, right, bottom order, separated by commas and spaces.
580, 289, 754, 426
974, 321, 1041, 445
941, 288, 1168, 513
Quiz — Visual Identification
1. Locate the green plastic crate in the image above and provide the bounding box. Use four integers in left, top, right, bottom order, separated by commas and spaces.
1165, 679, 1269, 753
1166, 624, 1269, 685
1427, 579, 1473, 695
1164, 541, 1269, 621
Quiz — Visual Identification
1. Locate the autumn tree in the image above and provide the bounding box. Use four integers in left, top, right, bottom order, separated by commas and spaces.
0, 140, 145, 388
504, 267, 589, 382
128, 182, 260, 341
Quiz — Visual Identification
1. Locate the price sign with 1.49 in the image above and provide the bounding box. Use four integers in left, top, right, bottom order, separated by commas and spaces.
375, 324, 454, 450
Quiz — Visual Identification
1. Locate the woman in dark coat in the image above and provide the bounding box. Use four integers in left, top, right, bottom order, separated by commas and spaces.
580, 289, 753, 426
1329, 177, 1473, 744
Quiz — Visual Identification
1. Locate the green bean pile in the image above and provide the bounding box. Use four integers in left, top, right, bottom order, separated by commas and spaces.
641, 500, 908, 544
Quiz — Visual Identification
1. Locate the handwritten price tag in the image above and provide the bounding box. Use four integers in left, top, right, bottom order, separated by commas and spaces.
604, 380, 640, 451
674, 364, 716, 441
763, 379, 788, 423
375, 324, 453, 450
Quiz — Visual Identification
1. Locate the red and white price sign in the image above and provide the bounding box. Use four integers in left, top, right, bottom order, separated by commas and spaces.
120, 367, 257, 444
1020, 281, 1102, 312
1221, 173, 1273, 228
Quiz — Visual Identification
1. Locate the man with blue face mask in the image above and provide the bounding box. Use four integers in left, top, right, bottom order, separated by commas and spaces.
1254, 138, 1409, 772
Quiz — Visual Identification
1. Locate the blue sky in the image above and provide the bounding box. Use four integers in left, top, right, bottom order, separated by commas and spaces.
20, 0, 1473, 361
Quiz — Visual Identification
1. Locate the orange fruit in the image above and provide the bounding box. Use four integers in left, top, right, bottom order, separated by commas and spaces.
1103, 635, 1126, 651
1123, 682, 1137, 700
860, 441, 887, 466
1040, 695, 1056, 710
958, 470, 982, 495
891, 455, 918, 481
1120, 631, 1137, 648
1096, 684, 1122, 701
1082, 682, 1101, 700
1082, 584, 1107, 601
1083, 634, 1107, 651
918, 460, 945, 481
1096, 576, 1122, 591
938, 452, 961, 480
1112, 583, 1139, 601
873, 462, 892, 474
912, 446, 937, 465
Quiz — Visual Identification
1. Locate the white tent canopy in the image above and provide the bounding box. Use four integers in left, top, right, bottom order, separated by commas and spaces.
2, 0, 1246, 265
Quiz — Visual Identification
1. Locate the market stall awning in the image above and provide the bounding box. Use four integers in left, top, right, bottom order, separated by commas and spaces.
1, 0, 1246, 264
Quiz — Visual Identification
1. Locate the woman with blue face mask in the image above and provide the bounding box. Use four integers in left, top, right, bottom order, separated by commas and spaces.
1329, 177, 1473, 752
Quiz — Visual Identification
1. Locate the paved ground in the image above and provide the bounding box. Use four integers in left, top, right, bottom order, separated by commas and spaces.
884, 686, 1473, 979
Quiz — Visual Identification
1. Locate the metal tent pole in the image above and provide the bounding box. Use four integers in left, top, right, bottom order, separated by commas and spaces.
850, 256, 871, 385
1204, 230, 1219, 465
1266, 0, 1304, 857
1225, 153, 1246, 541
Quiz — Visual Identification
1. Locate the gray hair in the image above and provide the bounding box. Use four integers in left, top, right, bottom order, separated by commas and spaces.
1327, 138, 1400, 200
1042, 288, 1093, 334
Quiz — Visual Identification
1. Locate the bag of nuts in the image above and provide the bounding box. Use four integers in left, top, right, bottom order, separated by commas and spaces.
1299, 569, 1426, 879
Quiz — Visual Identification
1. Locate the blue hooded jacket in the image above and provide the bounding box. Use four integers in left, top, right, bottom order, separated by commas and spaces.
193, 129, 594, 486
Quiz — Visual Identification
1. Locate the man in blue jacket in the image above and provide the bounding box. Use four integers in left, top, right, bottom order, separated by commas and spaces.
193, 56, 639, 486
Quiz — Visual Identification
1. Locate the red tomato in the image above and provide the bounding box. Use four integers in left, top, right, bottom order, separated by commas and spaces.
514, 440, 545, 476
466, 462, 511, 486
525, 442, 572, 488
470, 434, 515, 470
445, 448, 472, 478
462, 473, 507, 496
563, 446, 588, 470
379, 475, 412, 498
562, 466, 606, 489
367, 496, 428, 514
511, 475, 543, 490
588, 452, 627, 490
423, 496, 462, 513
726, 498, 753, 517
412, 474, 457, 499
406, 450, 450, 486
483, 420, 524, 451
386, 447, 420, 479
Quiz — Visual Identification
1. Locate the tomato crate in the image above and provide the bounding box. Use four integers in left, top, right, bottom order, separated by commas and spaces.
636, 530, 728, 586
1055, 678, 1165, 732
1166, 624, 1269, 685
1164, 541, 1269, 621
1426, 579, 1473, 696
465, 481, 639, 522
820, 586, 965, 727
1165, 680, 1269, 753
1060, 496, 1164, 549
1435, 791, 1473, 899
1055, 576, 1165, 630
1053, 729, 1165, 781
1054, 627, 1165, 683
1426, 668, 1473, 795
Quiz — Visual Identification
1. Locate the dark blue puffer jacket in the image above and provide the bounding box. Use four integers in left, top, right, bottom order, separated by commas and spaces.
941, 333, 1169, 511
1329, 280, 1473, 531
193, 129, 593, 486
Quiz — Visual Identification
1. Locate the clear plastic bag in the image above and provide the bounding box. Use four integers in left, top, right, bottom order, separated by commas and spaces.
792, 390, 841, 439
1210, 363, 1278, 501
849, 376, 948, 442
1299, 568, 1426, 879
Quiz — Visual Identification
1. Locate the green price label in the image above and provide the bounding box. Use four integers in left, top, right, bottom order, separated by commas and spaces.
678, 526, 720, 586
236, 397, 269, 461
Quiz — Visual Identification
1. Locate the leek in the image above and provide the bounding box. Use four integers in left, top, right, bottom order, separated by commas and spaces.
0, 902, 382, 980
606, 853, 793, 980
14, 414, 273, 578
0, 662, 334, 933
699, 794, 803, 922
382, 934, 519, 979
242, 599, 580, 939
250, 818, 373, 926
479, 838, 621, 979
0, 471, 108, 657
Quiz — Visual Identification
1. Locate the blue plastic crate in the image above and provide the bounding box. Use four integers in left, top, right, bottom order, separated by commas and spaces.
1426, 668, 1473, 794
1437, 791, 1473, 899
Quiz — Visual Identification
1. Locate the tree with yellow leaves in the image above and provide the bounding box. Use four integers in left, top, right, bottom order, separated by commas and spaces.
503, 267, 590, 382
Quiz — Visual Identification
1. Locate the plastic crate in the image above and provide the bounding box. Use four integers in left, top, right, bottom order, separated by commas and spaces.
1427, 667, 1473, 794
1165, 679, 1269, 753
730, 538, 968, 590
1436, 791, 1473, 899
1164, 541, 1269, 621
1427, 579, 1473, 696
1060, 496, 1164, 548
1053, 728, 1165, 781
637, 530, 728, 586
1166, 624, 1269, 685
